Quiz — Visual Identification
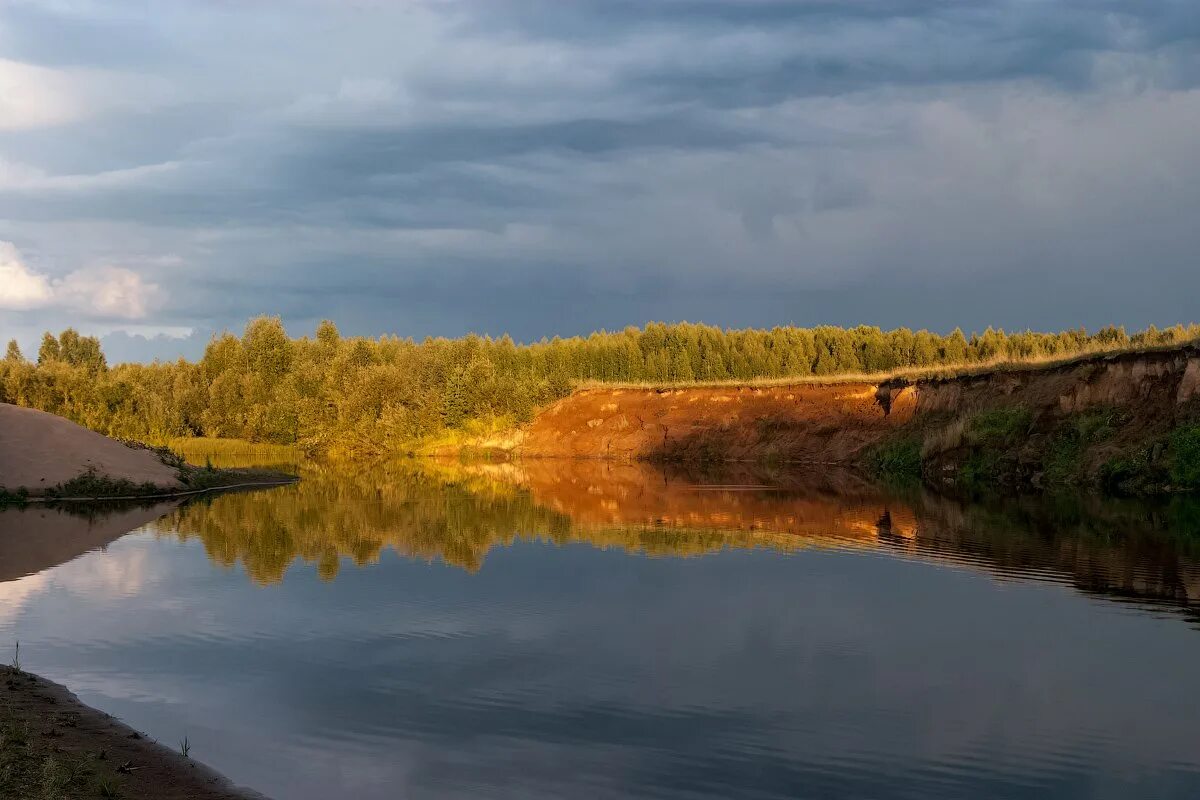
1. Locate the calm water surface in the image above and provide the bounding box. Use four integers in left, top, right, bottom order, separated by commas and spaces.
3, 459, 1200, 799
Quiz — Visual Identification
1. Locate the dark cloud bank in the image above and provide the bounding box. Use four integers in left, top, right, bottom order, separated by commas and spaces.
1, 0, 1199, 360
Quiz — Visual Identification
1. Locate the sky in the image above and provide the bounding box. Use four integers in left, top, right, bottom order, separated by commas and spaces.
1, 0, 1199, 362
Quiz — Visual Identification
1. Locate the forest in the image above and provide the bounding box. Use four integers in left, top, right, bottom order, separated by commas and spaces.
2, 318, 1197, 456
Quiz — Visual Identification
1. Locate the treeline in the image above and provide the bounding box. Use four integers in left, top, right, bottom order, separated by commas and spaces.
2, 318, 1197, 455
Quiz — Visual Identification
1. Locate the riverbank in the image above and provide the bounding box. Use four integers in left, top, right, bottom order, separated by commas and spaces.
0, 403, 296, 505
0, 664, 265, 799
456, 343, 1200, 494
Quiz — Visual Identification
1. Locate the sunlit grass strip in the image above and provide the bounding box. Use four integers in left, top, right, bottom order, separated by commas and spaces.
161, 437, 300, 460
406, 417, 526, 456
575, 338, 1200, 391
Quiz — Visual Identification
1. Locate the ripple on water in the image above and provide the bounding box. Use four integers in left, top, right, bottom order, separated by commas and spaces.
4, 465, 1200, 799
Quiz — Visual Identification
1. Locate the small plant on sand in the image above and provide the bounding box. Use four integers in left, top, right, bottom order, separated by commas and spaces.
45, 468, 161, 500
10, 642, 19, 672
40, 755, 74, 799
179, 736, 191, 759
1, 715, 31, 750
96, 775, 123, 798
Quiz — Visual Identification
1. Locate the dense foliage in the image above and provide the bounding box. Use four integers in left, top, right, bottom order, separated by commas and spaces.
2, 318, 1196, 455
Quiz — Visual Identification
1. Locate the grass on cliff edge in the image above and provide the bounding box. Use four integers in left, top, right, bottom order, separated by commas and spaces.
578, 339, 1199, 391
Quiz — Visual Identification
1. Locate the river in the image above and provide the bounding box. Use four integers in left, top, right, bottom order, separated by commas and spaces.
2, 458, 1199, 799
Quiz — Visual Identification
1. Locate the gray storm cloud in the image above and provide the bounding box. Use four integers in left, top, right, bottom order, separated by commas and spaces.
0, 0, 1198, 358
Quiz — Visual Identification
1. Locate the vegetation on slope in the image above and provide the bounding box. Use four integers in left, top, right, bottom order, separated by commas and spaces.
868, 406, 1200, 496
3, 318, 1196, 458
0, 437, 294, 507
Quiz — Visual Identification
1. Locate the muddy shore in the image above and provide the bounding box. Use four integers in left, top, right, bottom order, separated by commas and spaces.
1, 664, 267, 800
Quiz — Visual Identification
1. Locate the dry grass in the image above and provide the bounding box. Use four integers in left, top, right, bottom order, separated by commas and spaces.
576, 339, 1200, 392
409, 416, 525, 456
922, 418, 969, 459
160, 437, 299, 461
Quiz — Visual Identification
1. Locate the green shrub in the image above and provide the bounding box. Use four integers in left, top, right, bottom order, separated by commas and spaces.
868, 438, 922, 482
1098, 457, 1140, 493
1044, 407, 1129, 486
1169, 424, 1200, 489
968, 406, 1032, 444
957, 450, 1003, 488
45, 468, 161, 499
1071, 407, 1128, 441
0, 487, 30, 507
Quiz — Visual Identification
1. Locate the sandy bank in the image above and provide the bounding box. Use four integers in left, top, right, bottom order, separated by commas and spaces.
0, 665, 267, 799
0, 404, 183, 495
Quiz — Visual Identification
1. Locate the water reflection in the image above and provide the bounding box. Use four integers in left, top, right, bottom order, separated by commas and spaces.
141, 459, 1200, 613
5, 461, 1200, 799
0, 501, 179, 582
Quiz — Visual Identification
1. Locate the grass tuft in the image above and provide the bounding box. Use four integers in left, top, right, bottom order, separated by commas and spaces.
96, 775, 123, 798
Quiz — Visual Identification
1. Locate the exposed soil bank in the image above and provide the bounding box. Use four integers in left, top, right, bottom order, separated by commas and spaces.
507, 345, 1200, 492
0, 665, 266, 799
520, 381, 907, 463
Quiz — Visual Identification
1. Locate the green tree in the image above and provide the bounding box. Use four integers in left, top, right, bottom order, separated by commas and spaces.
37, 332, 61, 365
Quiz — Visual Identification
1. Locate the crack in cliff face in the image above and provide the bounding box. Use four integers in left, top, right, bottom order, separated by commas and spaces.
875, 385, 894, 416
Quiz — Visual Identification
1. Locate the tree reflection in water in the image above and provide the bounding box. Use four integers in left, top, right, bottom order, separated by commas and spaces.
143, 460, 1200, 613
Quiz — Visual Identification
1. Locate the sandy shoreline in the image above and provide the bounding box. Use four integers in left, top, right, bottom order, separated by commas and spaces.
0, 408, 290, 796
0, 404, 184, 495
1, 664, 268, 799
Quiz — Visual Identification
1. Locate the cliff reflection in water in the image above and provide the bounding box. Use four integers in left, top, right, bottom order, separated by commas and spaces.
150, 459, 1200, 608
